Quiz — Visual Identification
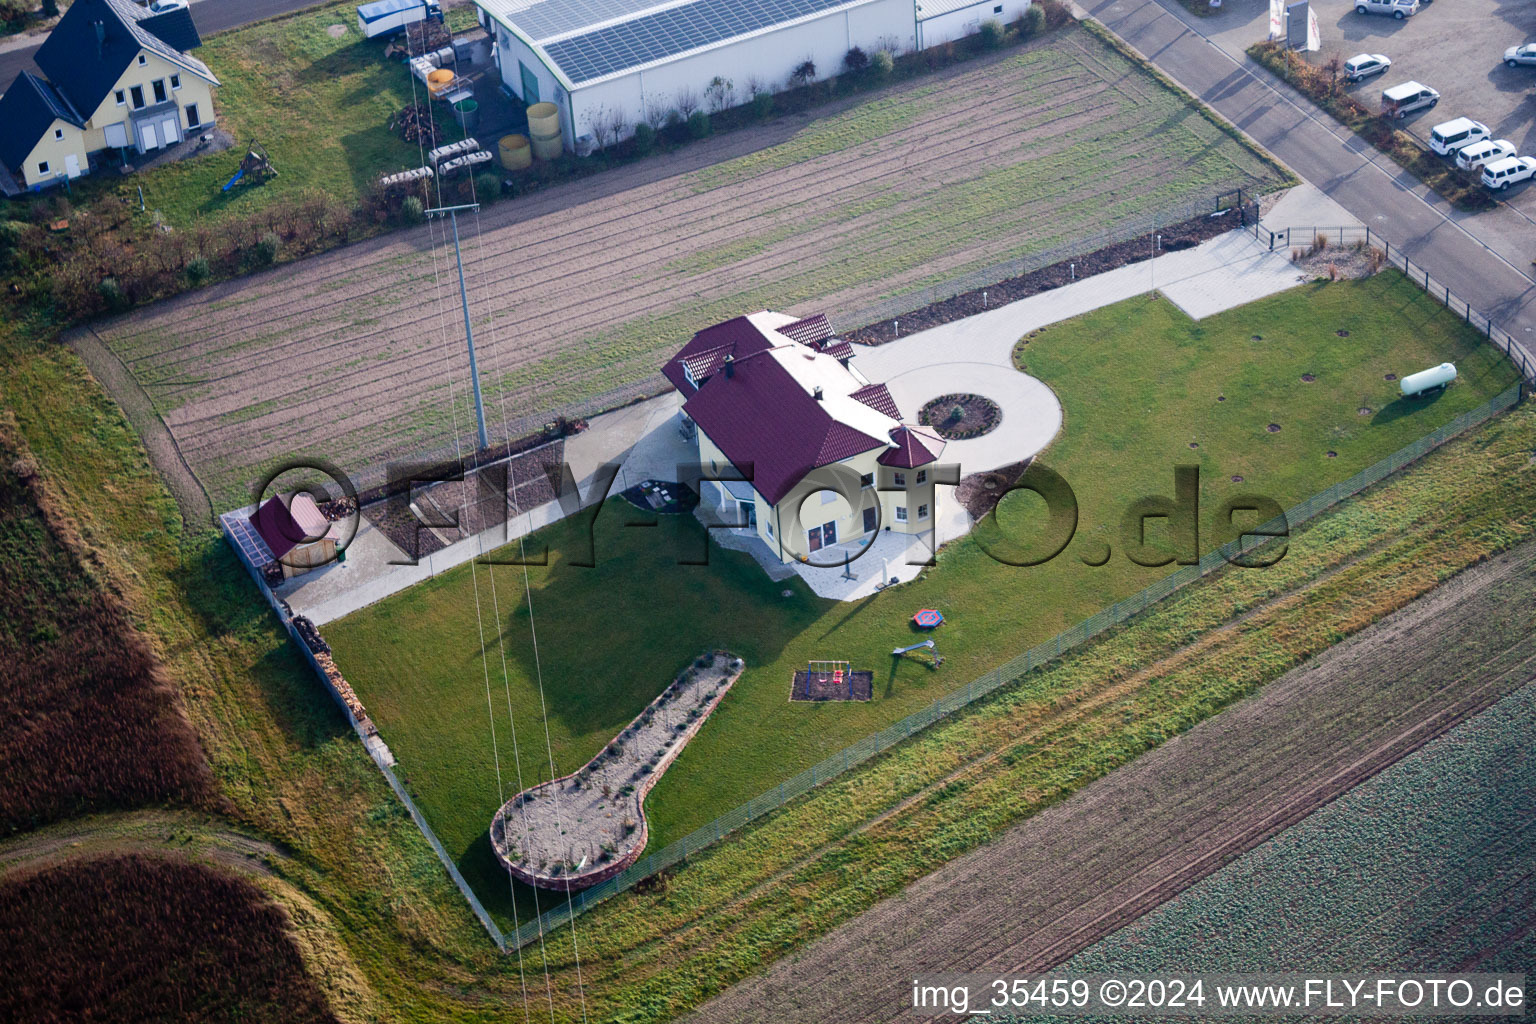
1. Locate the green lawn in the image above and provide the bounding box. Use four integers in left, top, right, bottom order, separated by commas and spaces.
34, 1, 476, 229
325, 271, 1519, 928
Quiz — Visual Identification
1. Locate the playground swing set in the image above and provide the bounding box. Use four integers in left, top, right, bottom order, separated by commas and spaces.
220, 140, 276, 192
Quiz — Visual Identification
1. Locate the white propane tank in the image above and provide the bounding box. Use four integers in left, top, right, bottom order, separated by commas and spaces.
1399, 362, 1457, 397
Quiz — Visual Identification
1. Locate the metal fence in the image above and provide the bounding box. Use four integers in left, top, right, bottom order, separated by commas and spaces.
502, 378, 1524, 951
1247, 223, 1536, 386
830, 186, 1252, 334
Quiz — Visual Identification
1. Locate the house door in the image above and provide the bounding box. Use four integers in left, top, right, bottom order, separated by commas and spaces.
863, 507, 877, 533
519, 61, 540, 104
807, 525, 822, 552
63, 154, 80, 178
139, 121, 160, 151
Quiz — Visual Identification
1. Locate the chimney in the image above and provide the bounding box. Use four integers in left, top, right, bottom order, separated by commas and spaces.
813, 386, 824, 401
723, 352, 734, 378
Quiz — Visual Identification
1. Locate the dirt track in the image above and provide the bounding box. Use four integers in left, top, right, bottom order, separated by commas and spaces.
689, 540, 1536, 1024
83, 27, 1276, 509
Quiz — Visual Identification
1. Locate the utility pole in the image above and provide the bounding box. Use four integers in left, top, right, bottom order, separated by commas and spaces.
425, 202, 489, 450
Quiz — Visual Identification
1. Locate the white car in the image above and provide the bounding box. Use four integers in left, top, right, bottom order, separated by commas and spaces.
1428, 117, 1489, 157
1355, 0, 1417, 19
1481, 155, 1536, 191
145, 0, 189, 13
1506, 44, 1536, 68
1455, 138, 1515, 172
1344, 53, 1391, 82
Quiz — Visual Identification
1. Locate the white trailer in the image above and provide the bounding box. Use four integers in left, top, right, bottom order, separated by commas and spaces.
357, 0, 442, 39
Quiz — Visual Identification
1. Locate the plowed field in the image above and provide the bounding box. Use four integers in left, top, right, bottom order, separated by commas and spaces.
84, 26, 1280, 509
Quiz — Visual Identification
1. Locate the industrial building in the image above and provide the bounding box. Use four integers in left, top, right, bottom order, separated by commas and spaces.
472, 0, 1031, 153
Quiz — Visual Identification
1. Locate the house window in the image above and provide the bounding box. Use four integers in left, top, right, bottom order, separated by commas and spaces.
137, 54, 147, 66
130, 85, 145, 108
115, 89, 126, 106
36, 160, 49, 175
185, 102, 200, 127
152, 79, 167, 104
170, 74, 181, 91
766, 520, 773, 538
893, 471, 906, 486
53, 128, 64, 141
918, 503, 930, 520
895, 506, 908, 522
916, 469, 927, 484
994, 3, 1003, 10
860, 472, 874, 488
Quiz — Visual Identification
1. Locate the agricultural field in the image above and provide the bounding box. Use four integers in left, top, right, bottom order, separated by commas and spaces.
85, 23, 1283, 509
0, 853, 338, 1023
324, 273, 1520, 930
0, 430, 215, 833
1050, 679, 1536, 994
694, 538, 1536, 1023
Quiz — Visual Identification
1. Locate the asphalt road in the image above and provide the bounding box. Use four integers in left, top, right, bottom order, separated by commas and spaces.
0, 0, 326, 88
1078, 0, 1536, 372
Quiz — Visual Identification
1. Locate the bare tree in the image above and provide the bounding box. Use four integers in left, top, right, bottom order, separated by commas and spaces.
674, 85, 700, 119
1322, 54, 1343, 98
704, 75, 735, 113
587, 102, 614, 149
643, 92, 670, 130
789, 58, 817, 88
602, 105, 628, 148
744, 74, 766, 98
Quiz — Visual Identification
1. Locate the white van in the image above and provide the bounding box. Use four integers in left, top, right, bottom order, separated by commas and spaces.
1481, 156, 1536, 190
1429, 118, 1490, 156
1380, 82, 1439, 119
1455, 139, 1515, 172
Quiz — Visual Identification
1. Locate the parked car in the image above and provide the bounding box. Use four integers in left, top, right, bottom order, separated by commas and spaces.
1505, 43, 1536, 68
1481, 156, 1536, 190
1381, 81, 1439, 118
1355, 0, 1418, 19
1344, 53, 1392, 82
145, 0, 189, 12
1428, 117, 1489, 157
1455, 139, 1515, 172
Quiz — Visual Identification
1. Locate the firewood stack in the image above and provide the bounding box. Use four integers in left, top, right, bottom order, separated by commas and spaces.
389, 103, 438, 144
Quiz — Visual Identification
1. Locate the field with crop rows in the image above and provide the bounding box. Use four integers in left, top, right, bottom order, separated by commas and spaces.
1046, 680, 1536, 999
85, 24, 1280, 509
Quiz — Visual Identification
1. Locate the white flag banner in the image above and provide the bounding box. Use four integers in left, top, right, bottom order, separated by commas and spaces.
1306, 6, 1321, 50
1269, 0, 1284, 39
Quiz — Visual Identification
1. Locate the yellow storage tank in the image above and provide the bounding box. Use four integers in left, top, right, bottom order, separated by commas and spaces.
499, 134, 531, 170
530, 131, 562, 161
526, 101, 560, 137
427, 68, 455, 95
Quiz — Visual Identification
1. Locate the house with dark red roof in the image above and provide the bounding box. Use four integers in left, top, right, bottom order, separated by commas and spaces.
665, 311, 945, 564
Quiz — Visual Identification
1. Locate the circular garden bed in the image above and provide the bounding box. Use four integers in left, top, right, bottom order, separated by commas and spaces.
918, 393, 1002, 440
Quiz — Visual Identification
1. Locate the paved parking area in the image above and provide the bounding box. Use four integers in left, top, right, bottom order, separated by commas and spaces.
1315, 0, 1536, 209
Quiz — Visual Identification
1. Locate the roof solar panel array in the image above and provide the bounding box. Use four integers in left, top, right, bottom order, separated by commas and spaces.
510, 0, 662, 41
543, 0, 858, 84
221, 511, 276, 570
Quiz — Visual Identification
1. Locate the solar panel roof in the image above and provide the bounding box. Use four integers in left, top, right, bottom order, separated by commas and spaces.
542, 0, 864, 84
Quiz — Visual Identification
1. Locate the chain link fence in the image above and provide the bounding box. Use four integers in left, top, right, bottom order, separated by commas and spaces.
504, 379, 1523, 951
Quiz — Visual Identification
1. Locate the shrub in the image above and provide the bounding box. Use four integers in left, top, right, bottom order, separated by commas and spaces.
400, 195, 424, 223
870, 50, 895, 79
97, 277, 125, 310
843, 46, 870, 75
978, 18, 1005, 48
184, 257, 210, 286
752, 92, 774, 120
687, 110, 711, 139
1020, 4, 1046, 37
633, 121, 657, 154
247, 232, 280, 268
474, 172, 501, 202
